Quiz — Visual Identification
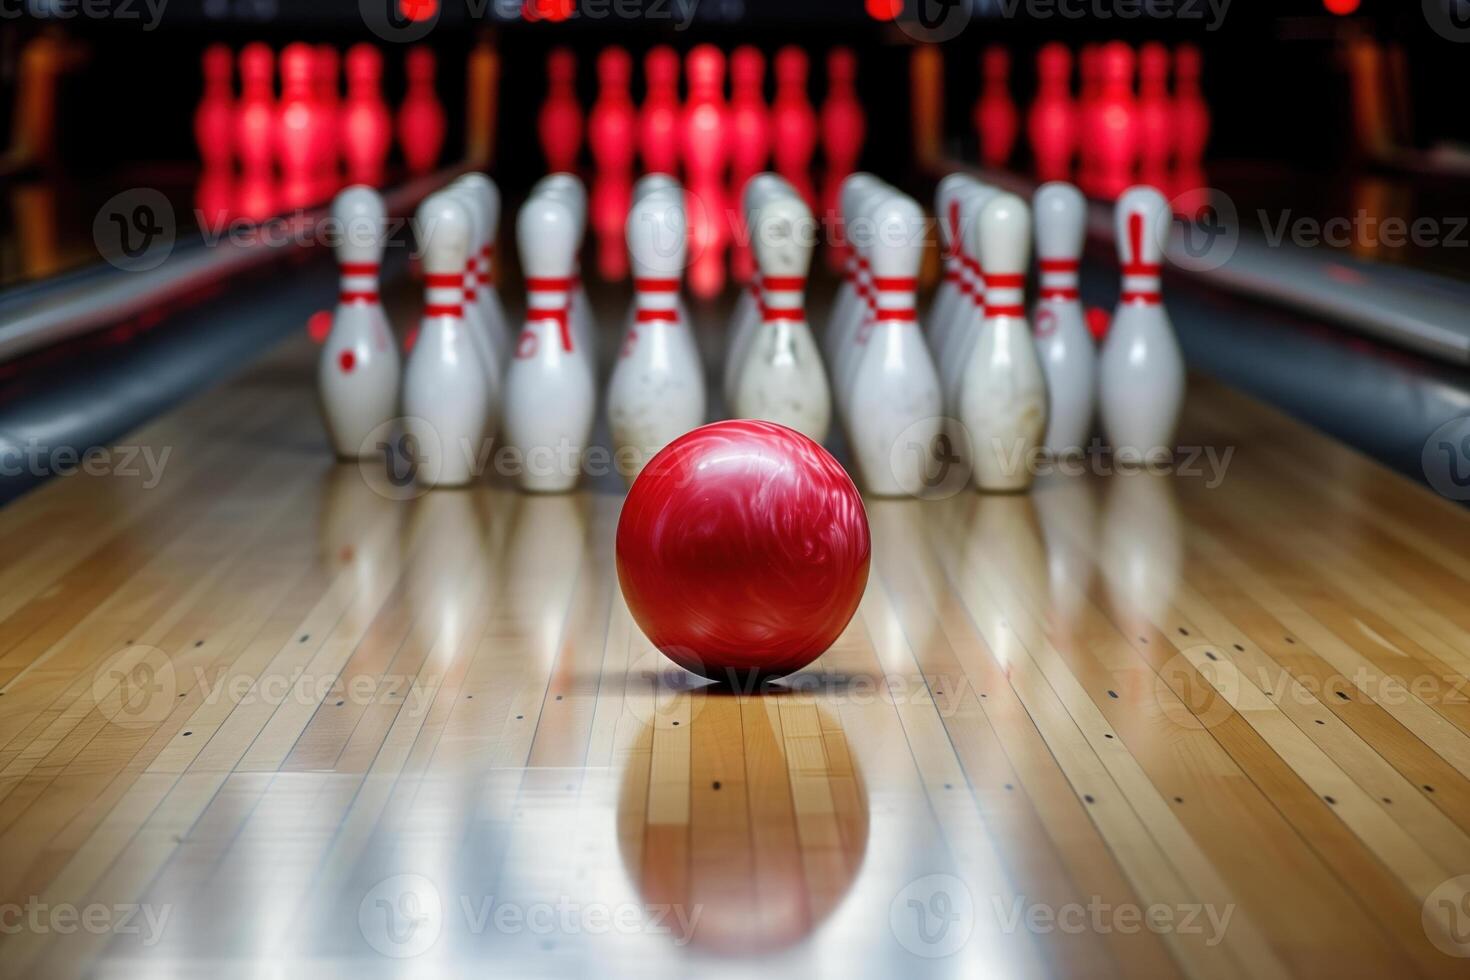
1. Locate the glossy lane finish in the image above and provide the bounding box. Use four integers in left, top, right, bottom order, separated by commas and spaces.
0, 290, 1469, 979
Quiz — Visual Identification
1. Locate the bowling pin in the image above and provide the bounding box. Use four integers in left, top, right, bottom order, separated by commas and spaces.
403, 192, 491, 487
235, 43, 275, 176
832, 176, 892, 417
724, 172, 795, 407
822, 172, 881, 368
728, 46, 771, 286
195, 45, 235, 171
974, 46, 1018, 168
957, 192, 1047, 492
639, 46, 680, 175
1137, 42, 1172, 190
1171, 44, 1210, 206
398, 46, 445, 176
447, 181, 503, 431
732, 191, 831, 443
540, 47, 584, 172
607, 190, 706, 483
1099, 186, 1184, 465
1032, 182, 1095, 457
1028, 43, 1076, 183
589, 46, 636, 173
455, 173, 512, 370
342, 44, 391, 186
530, 173, 595, 359
927, 173, 977, 359
1093, 42, 1139, 200
939, 182, 999, 416
819, 46, 865, 231
847, 192, 942, 497
318, 185, 400, 460
771, 46, 817, 209
503, 192, 597, 493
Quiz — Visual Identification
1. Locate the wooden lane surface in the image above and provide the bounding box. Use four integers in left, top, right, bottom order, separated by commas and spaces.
0, 321, 1468, 978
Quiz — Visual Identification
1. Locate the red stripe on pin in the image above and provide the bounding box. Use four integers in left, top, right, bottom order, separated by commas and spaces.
984, 273, 1025, 288
339, 291, 379, 303
424, 303, 463, 317
1038, 259, 1080, 272
525, 276, 574, 291
1038, 288, 1080, 300
985, 304, 1025, 317
339, 262, 379, 275
874, 308, 917, 322
871, 277, 918, 291
424, 273, 462, 287
633, 278, 680, 292
635, 309, 679, 322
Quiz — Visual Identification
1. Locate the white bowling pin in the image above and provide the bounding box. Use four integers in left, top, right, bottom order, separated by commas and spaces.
607, 190, 706, 483
958, 192, 1048, 493
402, 193, 491, 488
724, 172, 797, 408
455, 172, 511, 369
447, 184, 502, 432
927, 172, 977, 358
833, 179, 891, 422
1032, 182, 1096, 457
503, 192, 597, 493
531, 173, 595, 359
731, 191, 832, 443
822, 172, 882, 367
318, 185, 400, 459
621, 174, 690, 342
847, 192, 943, 497
1098, 185, 1185, 465
939, 182, 999, 416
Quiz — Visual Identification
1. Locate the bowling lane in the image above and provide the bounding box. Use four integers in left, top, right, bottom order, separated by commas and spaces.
2, 279, 1470, 980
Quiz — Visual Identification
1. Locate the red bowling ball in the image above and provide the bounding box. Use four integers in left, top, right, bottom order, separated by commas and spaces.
616, 421, 870, 685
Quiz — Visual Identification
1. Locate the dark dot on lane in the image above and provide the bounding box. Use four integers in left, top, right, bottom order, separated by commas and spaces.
1084, 794, 1096, 804
712, 781, 721, 790
1233, 644, 1244, 652
1107, 690, 1119, 699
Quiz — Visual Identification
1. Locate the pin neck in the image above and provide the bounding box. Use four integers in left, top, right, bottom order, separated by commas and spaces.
423, 272, 464, 319
338, 261, 380, 304
1037, 257, 1080, 301
759, 275, 806, 323
633, 277, 681, 322
871, 275, 917, 323
983, 272, 1026, 319
525, 275, 575, 350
